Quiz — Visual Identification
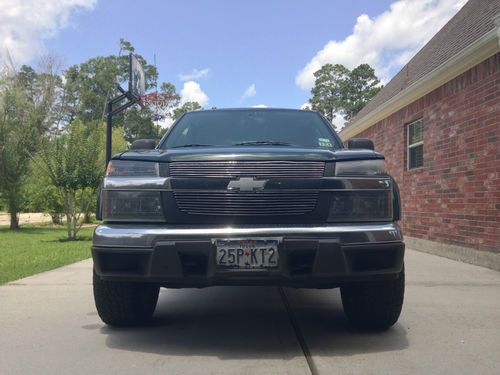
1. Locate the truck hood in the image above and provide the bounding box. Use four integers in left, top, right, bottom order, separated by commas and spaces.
115, 146, 384, 162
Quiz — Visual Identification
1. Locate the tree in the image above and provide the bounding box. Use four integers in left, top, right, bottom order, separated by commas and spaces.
0, 63, 61, 229
122, 83, 181, 143
172, 101, 202, 120
309, 63, 382, 125
23, 158, 65, 224
344, 64, 382, 119
64, 39, 180, 143
38, 120, 102, 240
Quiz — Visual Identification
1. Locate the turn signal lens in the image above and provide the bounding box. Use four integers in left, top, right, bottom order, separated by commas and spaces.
335, 159, 385, 176
105, 160, 159, 177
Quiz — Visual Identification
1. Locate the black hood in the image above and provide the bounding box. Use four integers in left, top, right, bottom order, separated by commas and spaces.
115, 146, 384, 162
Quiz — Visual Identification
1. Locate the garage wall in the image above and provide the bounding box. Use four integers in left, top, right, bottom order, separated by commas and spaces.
350, 53, 500, 254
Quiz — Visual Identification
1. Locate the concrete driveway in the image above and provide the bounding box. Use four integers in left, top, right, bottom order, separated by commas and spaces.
1, 249, 499, 375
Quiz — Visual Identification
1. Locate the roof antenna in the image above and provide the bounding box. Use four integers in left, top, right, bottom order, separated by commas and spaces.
154, 53, 160, 129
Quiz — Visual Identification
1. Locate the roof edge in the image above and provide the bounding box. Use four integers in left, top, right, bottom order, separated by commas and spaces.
340, 27, 500, 141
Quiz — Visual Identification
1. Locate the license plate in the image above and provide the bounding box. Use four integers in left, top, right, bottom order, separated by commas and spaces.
214, 238, 280, 269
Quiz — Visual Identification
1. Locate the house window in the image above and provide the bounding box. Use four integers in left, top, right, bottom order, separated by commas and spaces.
407, 119, 423, 169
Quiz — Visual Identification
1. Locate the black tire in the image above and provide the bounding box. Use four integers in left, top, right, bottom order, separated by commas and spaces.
340, 266, 405, 330
93, 270, 160, 327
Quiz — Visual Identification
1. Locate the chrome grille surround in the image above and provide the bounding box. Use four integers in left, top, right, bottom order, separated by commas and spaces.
169, 161, 325, 178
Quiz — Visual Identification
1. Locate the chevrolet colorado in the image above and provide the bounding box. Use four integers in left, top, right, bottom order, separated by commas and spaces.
92, 108, 405, 329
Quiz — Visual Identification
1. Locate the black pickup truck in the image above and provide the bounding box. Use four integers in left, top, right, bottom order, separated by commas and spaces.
92, 108, 405, 329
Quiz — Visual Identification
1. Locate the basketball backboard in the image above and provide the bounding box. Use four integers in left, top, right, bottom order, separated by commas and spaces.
129, 53, 146, 100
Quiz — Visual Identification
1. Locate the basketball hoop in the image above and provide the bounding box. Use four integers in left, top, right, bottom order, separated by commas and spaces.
138, 92, 179, 106
129, 54, 146, 101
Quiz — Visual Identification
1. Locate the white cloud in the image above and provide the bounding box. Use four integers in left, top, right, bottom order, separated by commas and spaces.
252, 104, 267, 108
178, 68, 210, 81
180, 81, 209, 107
0, 0, 96, 65
241, 83, 256, 100
296, 0, 466, 90
300, 103, 312, 110
156, 116, 175, 129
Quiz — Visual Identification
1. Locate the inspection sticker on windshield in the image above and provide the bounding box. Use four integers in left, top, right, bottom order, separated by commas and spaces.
318, 138, 332, 147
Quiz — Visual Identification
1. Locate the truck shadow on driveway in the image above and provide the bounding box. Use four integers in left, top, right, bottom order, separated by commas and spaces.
100, 286, 408, 359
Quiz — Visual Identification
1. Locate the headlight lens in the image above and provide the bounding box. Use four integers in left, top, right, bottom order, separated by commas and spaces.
102, 191, 164, 221
328, 191, 392, 222
106, 160, 159, 177
335, 159, 385, 176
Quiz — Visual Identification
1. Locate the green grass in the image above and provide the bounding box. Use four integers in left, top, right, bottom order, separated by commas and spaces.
0, 225, 94, 284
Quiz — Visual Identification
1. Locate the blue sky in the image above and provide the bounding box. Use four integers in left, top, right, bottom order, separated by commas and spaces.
2, 0, 465, 111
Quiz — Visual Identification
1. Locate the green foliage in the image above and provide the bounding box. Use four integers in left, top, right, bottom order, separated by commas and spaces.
121, 107, 162, 143
106, 124, 129, 157
23, 122, 127, 226
23, 159, 65, 220
309, 63, 382, 125
1, 39, 186, 233
42, 120, 102, 191
0, 64, 61, 229
0, 225, 93, 284
64, 39, 157, 124
64, 39, 180, 144
172, 101, 203, 120
38, 119, 102, 240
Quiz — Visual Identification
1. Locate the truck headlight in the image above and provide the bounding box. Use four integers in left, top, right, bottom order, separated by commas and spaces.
102, 191, 164, 222
328, 191, 392, 222
335, 159, 385, 176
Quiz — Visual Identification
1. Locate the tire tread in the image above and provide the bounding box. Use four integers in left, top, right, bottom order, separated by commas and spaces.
340, 266, 405, 330
93, 271, 159, 327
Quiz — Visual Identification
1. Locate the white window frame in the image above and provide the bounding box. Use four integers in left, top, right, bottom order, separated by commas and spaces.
407, 119, 424, 170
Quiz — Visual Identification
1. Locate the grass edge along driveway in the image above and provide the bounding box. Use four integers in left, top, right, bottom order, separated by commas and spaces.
0, 225, 94, 284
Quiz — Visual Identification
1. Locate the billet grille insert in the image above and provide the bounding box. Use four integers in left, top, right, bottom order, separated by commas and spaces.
169, 161, 325, 178
173, 190, 319, 216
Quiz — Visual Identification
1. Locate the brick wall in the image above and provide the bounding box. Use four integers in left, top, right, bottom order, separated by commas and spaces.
352, 53, 500, 253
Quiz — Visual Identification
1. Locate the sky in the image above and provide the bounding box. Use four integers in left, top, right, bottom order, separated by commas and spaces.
1, 0, 466, 113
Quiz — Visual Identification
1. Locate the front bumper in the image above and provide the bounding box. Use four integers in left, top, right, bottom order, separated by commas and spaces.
92, 223, 404, 288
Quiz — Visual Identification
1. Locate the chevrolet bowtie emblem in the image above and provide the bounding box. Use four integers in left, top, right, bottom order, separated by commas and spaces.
227, 177, 267, 192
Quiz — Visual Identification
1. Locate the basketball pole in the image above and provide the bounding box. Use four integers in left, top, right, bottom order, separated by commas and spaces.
105, 88, 135, 165
105, 53, 144, 165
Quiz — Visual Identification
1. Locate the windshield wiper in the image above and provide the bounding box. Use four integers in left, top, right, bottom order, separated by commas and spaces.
233, 141, 295, 146
171, 144, 216, 148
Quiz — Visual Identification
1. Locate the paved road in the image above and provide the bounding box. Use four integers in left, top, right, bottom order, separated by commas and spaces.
1, 250, 499, 374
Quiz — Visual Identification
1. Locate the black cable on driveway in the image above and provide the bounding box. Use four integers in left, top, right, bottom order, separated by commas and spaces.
278, 287, 319, 375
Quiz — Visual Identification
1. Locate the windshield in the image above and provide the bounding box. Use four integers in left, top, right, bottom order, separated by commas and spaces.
161, 109, 341, 149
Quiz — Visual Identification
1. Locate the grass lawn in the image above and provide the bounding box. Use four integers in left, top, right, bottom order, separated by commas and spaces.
0, 225, 94, 284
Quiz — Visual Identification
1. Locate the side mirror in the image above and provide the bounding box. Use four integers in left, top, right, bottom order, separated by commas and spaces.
347, 138, 374, 150
131, 139, 156, 150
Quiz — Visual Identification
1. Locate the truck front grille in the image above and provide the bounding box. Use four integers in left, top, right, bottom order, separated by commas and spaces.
173, 191, 319, 216
169, 161, 325, 178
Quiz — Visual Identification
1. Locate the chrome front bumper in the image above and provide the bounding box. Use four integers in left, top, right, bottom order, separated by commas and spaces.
92, 223, 404, 286
93, 223, 403, 247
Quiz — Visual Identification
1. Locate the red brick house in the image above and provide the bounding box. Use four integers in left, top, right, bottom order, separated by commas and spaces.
340, 0, 500, 270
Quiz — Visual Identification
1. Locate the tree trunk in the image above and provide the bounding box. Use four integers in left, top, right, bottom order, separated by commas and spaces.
64, 190, 71, 240
83, 211, 92, 224
71, 191, 78, 240
10, 211, 19, 230
8, 195, 20, 230
50, 213, 61, 224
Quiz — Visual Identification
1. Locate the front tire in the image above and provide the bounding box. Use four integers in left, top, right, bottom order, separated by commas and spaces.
340, 266, 405, 330
93, 270, 159, 327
